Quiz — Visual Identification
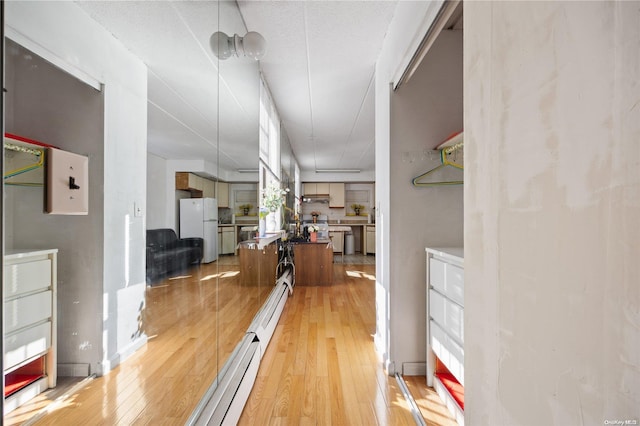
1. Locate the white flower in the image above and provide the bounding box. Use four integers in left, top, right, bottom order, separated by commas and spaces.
261, 182, 287, 212
308, 224, 320, 233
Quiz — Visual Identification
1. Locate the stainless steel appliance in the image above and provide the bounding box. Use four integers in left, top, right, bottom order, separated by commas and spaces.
302, 214, 329, 240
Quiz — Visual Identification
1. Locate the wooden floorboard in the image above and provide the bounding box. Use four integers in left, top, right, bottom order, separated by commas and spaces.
5, 255, 456, 425
238, 263, 457, 426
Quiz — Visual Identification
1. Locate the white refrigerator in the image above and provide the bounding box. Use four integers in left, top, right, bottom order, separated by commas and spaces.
180, 198, 218, 263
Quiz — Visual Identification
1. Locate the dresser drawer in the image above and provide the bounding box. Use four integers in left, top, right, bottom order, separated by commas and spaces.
4, 290, 52, 334
429, 289, 464, 345
3, 259, 52, 298
429, 258, 464, 306
430, 320, 464, 386
4, 321, 52, 371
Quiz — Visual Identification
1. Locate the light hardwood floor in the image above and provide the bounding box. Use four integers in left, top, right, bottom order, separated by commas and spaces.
238, 263, 457, 426
6, 254, 456, 425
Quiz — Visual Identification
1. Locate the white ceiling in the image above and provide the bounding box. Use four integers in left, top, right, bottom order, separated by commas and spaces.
76, 1, 398, 178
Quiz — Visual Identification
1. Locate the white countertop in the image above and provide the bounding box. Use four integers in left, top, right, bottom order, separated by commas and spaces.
256, 231, 286, 249
328, 226, 353, 232
425, 247, 464, 264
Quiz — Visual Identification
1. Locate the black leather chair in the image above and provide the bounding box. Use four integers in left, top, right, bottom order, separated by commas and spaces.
146, 229, 203, 284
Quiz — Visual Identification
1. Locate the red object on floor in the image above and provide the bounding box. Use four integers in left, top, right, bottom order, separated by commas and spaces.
4, 374, 44, 397
435, 372, 464, 410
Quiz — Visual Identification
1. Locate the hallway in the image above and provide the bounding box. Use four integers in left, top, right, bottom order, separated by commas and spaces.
238, 264, 457, 425
5, 259, 455, 425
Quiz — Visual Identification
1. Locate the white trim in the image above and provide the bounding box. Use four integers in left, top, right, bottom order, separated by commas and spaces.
5, 26, 103, 91
392, 0, 460, 90
403, 362, 427, 376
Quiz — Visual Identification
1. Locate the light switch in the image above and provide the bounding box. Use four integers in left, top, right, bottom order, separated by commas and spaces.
46, 148, 89, 215
134, 202, 143, 217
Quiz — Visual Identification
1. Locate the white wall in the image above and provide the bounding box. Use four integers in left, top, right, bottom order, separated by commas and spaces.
465, 1, 639, 424
6, 1, 148, 375
5, 39, 106, 371
147, 153, 169, 230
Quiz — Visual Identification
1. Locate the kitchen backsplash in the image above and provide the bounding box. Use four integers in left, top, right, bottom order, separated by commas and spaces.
218, 208, 232, 224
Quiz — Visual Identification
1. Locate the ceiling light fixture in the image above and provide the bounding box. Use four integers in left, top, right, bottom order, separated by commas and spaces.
210, 31, 266, 61
237, 168, 259, 173
315, 169, 361, 173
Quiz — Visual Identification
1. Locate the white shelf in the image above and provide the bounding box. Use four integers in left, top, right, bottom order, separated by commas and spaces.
436, 131, 463, 150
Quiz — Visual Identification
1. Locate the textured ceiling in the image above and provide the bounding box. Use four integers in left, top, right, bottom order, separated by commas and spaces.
76, 1, 398, 177
239, 1, 397, 174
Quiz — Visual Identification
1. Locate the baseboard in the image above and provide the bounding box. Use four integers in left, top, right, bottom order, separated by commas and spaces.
58, 363, 90, 377
402, 362, 426, 376
99, 334, 148, 376
385, 359, 396, 376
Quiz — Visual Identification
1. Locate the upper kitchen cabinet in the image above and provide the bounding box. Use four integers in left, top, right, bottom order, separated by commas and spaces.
304, 182, 344, 208
217, 182, 229, 208
303, 182, 330, 195
329, 183, 345, 208
203, 178, 215, 198
176, 172, 203, 195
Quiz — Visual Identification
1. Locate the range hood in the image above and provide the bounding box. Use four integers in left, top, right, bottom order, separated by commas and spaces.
302, 194, 330, 203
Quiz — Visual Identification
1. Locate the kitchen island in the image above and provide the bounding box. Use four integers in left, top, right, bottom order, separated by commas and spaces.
238, 232, 285, 287
292, 239, 334, 286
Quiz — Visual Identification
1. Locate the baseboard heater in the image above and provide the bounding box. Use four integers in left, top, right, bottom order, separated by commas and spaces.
186, 264, 294, 425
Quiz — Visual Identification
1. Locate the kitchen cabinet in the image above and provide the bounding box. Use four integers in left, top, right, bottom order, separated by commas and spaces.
303, 183, 316, 195
217, 181, 229, 208
220, 226, 235, 255
203, 178, 215, 198
293, 242, 333, 285
426, 247, 464, 425
329, 183, 345, 208
176, 172, 203, 193
365, 225, 376, 254
329, 231, 344, 261
4, 249, 58, 414
316, 183, 330, 195
303, 182, 330, 195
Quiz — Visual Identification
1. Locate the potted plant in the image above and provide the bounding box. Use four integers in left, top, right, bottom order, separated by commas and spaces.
307, 224, 319, 242
239, 204, 253, 216
351, 204, 365, 216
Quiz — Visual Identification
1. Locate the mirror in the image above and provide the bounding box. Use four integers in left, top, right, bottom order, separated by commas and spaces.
2, 1, 269, 422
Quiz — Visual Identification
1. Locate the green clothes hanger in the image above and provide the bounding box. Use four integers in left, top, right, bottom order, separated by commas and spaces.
412, 138, 463, 187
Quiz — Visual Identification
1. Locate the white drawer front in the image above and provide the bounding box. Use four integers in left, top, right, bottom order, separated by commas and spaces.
429, 258, 446, 293
445, 262, 464, 306
429, 258, 464, 306
4, 321, 52, 370
430, 320, 464, 386
429, 289, 464, 345
3, 259, 52, 298
4, 290, 52, 334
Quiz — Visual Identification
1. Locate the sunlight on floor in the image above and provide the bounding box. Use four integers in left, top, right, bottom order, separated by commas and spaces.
200, 270, 240, 281
168, 274, 192, 280
346, 269, 376, 280
5, 383, 84, 425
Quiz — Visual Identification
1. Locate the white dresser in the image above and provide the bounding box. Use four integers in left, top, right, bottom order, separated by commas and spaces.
4, 248, 58, 413
426, 247, 464, 425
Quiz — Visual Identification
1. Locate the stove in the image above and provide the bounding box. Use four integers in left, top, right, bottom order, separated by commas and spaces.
302, 214, 329, 239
